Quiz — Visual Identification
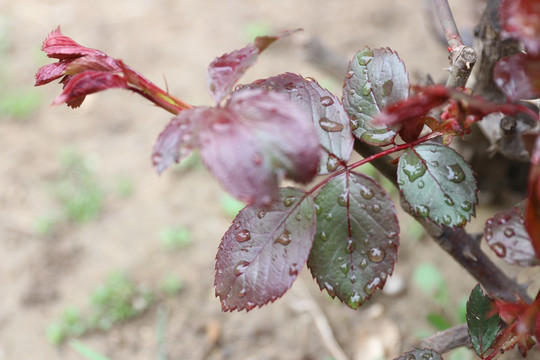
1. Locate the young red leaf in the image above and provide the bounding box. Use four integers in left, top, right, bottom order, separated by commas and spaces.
485, 205, 540, 266
52, 70, 128, 108
40, 27, 106, 60
207, 30, 297, 104
247, 73, 353, 174
152, 107, 211, 173
215, 188, 316, 311
343, 47, 409, 146
494, 53, 540, 100
307, 171, 399, 309
526, 135, 540, 259
500, 0, 540, 55
199, 89, 320, 206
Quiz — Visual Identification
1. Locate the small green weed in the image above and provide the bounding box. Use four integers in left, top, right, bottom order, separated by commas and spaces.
159, 226, 192, 251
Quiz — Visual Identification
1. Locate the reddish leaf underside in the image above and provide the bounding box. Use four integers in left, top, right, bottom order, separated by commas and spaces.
152, 107, 211, 173
494, 53, 540, 100
526, 135, 540, 260
52, 71, 128, 108
307, 171, 399, 309
207, 31, 297, 104
484, 205, 540, 266
500, 0, 540, 55
199, 89, 320, 206
246, 73, 354, 174
342, 47, 409, 146
215, 188, 316, 311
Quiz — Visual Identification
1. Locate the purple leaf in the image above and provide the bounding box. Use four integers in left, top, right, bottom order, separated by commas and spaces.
343, 47, 409, 146
485, 205, 540, 267
246, 73, 354, 174
152, 107, 211, 174
308, 171, 399, 309
500, 0, 540, 55
494, 53, 540, 100
199, 89, 320, 206
207, 31, 298, 103
215, 188, 316, 311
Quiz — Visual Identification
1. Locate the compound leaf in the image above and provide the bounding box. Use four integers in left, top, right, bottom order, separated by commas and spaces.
394, 348, 442, 360
466, 284, 501, 358
215, 187, 316, 311
308, 171, 399, 309
199, 89, 320, 206
397, 142, 477, 227
343, 47, 409, 146
247, 73, 354, 174
485, 205, 540, 266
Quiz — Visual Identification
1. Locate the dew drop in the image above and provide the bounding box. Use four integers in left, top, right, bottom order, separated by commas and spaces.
368, 247, 386, 263
236, 229, 251, 243
320, 231, 328, 241
289, 263, 299, 276
442, 214, 452, 225
498, 215, 511, 225
349, 89, 356, 96
371, 203, 381, 213
234, 221, 242, 230
306, 212, 313, 220
326, 155, 340, 172
337, 192, 348, 206
346, 71, 354, 79
234, 260, 250, 276
431, 160, 439, 167
245, 301, 256, 311
315, 204, 322, 215
349, 292, 361, 308
460, 201, 472, 212
402, 162, 426, 182
418, 180, 425, 189
340, 263, 349, 274
364, 277, 381, 294
447, 164, 466, 183
257, 209, 266, 219
320, 96, 334, 107
324, 282, 336, 297
359, 258, 368, 269
443, 194, 454, 206
361, 82, 372, 96
283, 196, 295, 207
358, 54, 372, 66
350, 118, 359, 130
350, 274, 357, 284
295, 213, 302, 221
415, 205, 430, 218
237, 288, 247, 298
345, 239, 356, 253
275, 230, 292, 245
492, 242, 507, 257
360, 187, 375, 200
319, 117, 344, 132
325, 213, 333, 221
504, 227, 515, 238
387, 231, 397, 239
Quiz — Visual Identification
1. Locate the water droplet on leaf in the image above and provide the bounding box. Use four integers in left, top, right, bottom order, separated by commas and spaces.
415, 205, 430, 217
315, 204, 322, 215
320, 231, 328, 241
325, 213, 333, 221
320, 96, 334, 107
295, 213, 302, 221
337, 192, 348, 206
359, 258, 368, 269
275, 229, 292, 245
319, 117, 344, 132
364, 277, 381, 294
234, 260, 250, 276
504, 228, 515, 237
371, 203, 381, 213
324, 282, 336, 297
326, 155, 340, 172
283, 196, 295, 207
350, 118, 359, 130
360, 187, 375, 200
345, 239, 355, 253
443, 214, 452, 225
237, 288, 247, 298
245, 301, 256, 311
492, 242, 507, 257
447, 164, 466, 183
443, 194, 454, 206
236, 229, 251, 243
368, 247, 385, 263
346, 71, 354, 79
340, 263, 349, 274
350, 274, 357, 283
402, 162, 426, 182
257, 209, 266, 219
361, 82, 372, 96
418, 180, 425, 189
349, 292, 361, 308
460, 201, 472, 212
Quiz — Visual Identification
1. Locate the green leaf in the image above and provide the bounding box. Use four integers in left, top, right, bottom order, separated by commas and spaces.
307, 171, 399, 309
69, 340, 112, 360
397, 142, 477, 227
394, 348, 443, 360
343, 47, 409, 146
427, 312, 453, 331
466, 284, 501, 358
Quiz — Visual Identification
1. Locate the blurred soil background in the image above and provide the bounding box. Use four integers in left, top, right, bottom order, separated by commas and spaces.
0, 0, 538, 359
